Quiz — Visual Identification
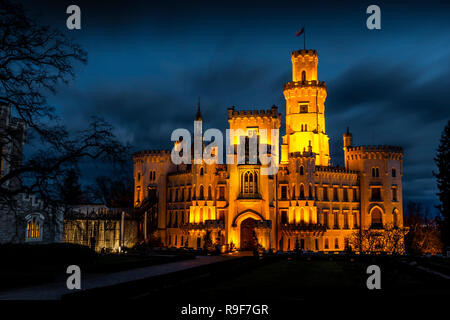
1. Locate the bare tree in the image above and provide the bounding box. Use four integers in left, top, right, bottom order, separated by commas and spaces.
0, 0, 128, 205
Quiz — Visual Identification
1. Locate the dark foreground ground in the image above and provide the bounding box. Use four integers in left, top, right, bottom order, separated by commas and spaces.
61, 253, 449, 317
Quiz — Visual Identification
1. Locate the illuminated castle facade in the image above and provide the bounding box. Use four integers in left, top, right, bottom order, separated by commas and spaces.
133, 49, 404, 252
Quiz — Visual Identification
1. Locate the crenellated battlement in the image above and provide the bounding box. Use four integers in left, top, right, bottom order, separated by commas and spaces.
346, 145, 403, 160
227, 105, 281, 120
283, 80, 326, 91
133, 150, 171, 161
291, 49, 318, 59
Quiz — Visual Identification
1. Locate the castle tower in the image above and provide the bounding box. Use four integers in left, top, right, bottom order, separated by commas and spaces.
283, 49, 330, 166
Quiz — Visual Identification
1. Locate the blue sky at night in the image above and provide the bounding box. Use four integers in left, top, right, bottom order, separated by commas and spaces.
20, 0, 450, 211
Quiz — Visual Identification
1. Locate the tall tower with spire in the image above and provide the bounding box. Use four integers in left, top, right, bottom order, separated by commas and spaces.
282, 49, 330, 166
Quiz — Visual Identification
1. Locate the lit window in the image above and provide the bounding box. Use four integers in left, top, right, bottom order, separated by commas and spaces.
299, 103, 308, 113
25, 214, 43, 241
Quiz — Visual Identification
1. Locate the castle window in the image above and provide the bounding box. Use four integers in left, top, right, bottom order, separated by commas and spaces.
334, 212, 339, 229
344, 213, 349, 229
200, 167, 204, 176
208, 185, 212, 200
333, 188, 338, 201
392, 168, 397, 177
392, 187, 398, 201
281, 185, 287, 200
315, 239, 319, 251
353, 188, 358, 201
199, 185, 204, 200
335, 238, 339, 249
299, 184, 305, 199
26, 215, 43, 241
299, 103, 308, 113
371, 187, 382, 202
324, 238, 329, 249
309, 185, 313, 199
393, 209, 399, 227
343, 188, 348, 202
240, 170, 258, 197
292, 185, 296, 199
281, 210, 288, 224
218, 186, 225, 200
372, 167, 380, 177
353, 211, 358, 228
137, 172, 141, 181
323, 187, 328, 201
301, 70, 306, 82
371, 207, 383, 229
299, 165, 304, 175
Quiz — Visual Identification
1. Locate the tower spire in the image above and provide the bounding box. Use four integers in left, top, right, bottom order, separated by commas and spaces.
195, 97, 202, 121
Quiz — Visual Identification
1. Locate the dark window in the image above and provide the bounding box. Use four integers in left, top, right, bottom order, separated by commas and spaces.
281, 186, 287, 199
199, 186, 204, 200
323, 187, 328, 201
301, 70, 306, 81
392, 187, 398, 201
315, 239, 319, 251
333, 188, 339, 201
208, 186, 212, 200
392, 168, 396, 177
200, 167, 204, 175
299, 166, 304, 175
343, 188, 348, 202
353, 188, 358, 201
219, 186, 225, 200
324, 238, 329, 249
371, 208, 383, 229
300, 104, 308, 113
334, 238, 339, 249
281, 211, 288, 224
300, 185, 305, 199
371, 188, 382, 201
300, 239, 305, 249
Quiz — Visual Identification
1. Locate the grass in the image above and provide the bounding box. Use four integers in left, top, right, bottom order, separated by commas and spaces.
161, 255, 449, 304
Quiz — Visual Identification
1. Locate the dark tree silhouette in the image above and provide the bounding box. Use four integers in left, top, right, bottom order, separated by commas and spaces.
89, 175, 134, 208
434, 120, 450, 247
59, 168, 85, 206
404, 201, 443, 255
0, 0, 128, 205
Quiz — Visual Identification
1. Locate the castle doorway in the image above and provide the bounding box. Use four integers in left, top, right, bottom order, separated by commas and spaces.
240, 218, 257, 250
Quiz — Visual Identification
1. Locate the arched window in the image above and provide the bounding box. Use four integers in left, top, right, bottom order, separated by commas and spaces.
299, 166, 304, 175
301, 70, 306, 82
199, 185, 204, 200
241, 170, 258, 196
300, 184, 305, 199
200, 167, 204, 176
334, 238, 339, 249
308, 184, 313, 199
371, 207, 383, 229
392, 168, 397, 177
26, 215, 43, 241
208, 185, 212, 200
324, 238, 329, 249
292, 185, 296, 199
393, 209, 399, 227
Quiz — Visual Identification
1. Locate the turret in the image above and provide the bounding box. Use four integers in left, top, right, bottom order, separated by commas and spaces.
283, 49, 330, 166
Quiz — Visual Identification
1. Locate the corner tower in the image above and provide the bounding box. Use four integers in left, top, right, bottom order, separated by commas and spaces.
283, 49, 330, 166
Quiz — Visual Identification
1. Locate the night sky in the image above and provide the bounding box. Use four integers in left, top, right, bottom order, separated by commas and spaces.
19, 0, 450, 211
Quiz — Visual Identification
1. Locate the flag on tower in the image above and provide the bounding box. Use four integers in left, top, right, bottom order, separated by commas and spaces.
295, 27, 304, 37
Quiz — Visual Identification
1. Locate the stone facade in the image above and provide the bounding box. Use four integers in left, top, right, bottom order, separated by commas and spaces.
134, 48, 404, 252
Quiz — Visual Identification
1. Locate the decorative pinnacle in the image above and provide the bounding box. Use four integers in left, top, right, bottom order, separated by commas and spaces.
195, 97, 202, 121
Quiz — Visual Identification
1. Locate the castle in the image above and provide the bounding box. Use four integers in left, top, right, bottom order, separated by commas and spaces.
133, 49, 404, 252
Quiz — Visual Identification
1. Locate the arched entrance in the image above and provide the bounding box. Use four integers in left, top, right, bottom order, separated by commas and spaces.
240, 218, 257, 250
